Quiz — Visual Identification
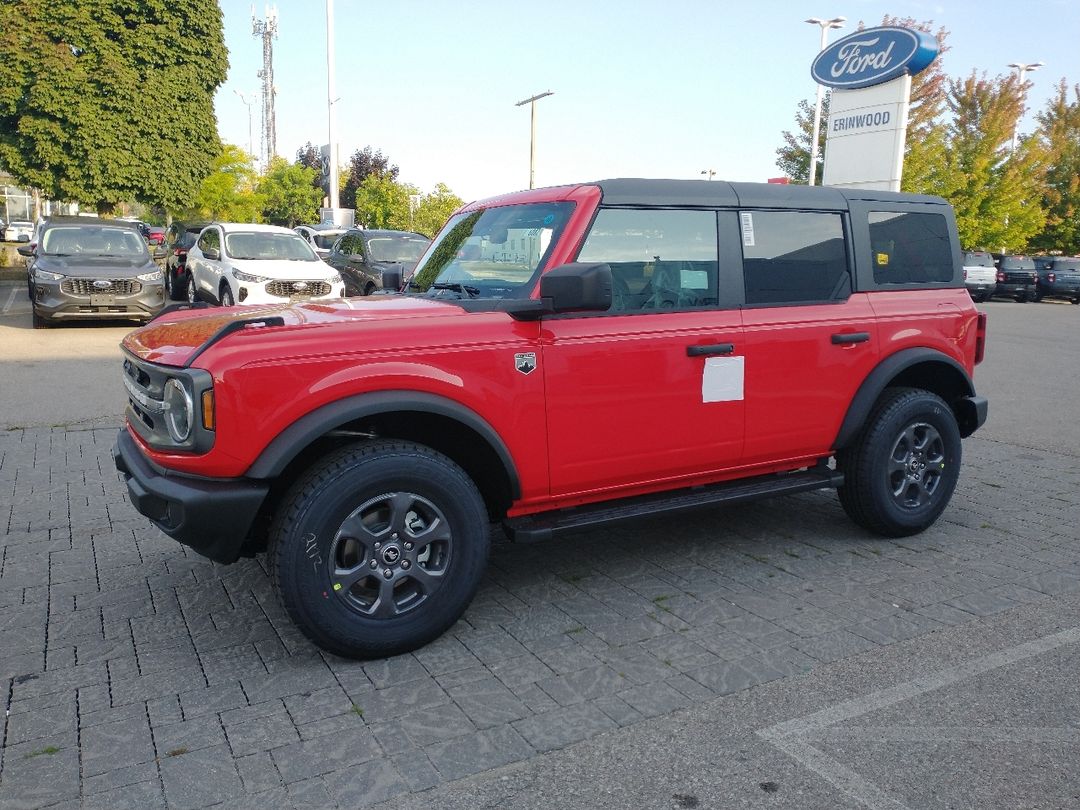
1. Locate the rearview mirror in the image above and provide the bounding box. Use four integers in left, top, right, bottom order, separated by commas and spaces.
17, 244, 35, 257
539, 263, 612, 313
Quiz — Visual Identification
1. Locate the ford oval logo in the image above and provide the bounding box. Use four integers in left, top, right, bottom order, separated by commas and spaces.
811, 26, 939, 90
92, 279, 112, 289
291, 281, 309, 292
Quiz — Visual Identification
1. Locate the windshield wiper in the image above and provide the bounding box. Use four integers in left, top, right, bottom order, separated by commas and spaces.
430, 282, 480, 298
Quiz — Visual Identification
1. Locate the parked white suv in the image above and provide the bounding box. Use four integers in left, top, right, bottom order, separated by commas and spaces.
962, 251, 997, 303
294, 224, 348, 260
184, 223, 345, 306
4, 220, 34, 242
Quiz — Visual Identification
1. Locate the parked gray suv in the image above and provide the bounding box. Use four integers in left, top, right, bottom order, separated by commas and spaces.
21, 217, 166, 327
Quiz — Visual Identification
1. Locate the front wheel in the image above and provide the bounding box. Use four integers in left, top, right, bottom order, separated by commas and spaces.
185, 273, 197, 304
219, 285, 234, 307
269, 441, 490, 659
837, 387, 962, 537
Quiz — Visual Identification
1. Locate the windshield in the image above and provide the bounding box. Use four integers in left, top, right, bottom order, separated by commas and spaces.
225, 231, 317, 261
367, 235, 430, 265
312, 232, 344, 250
41, 225, 148, 257
408, 202, 574, 298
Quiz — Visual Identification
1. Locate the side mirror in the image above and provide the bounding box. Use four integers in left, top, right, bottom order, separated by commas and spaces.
539, 263, 612, 313
348, 253, 364, 263
203, 247, 219, 261
17, 244, 35, 257
381, 267, 403, 292
153, 247, 167, 260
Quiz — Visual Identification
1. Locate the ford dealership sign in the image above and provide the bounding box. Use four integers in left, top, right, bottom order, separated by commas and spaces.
811, 26, 939, 90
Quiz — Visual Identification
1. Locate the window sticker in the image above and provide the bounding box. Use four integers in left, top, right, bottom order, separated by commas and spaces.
876, 252, 890, 265
740, 212, 756, 247
702, 356, 744, 403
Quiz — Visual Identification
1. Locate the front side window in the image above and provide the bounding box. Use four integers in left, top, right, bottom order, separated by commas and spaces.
576, 208, 719, 311
224, 231, 317, 261
365, 234, 430, 265
740, 211, 848, 304
336, 232, 364, 256
869, 211, 954, 284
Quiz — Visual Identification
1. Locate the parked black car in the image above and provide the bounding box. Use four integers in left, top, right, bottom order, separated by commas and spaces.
324, 228, 431, 296
1035, 256, 1080, 304
20, 217, 165, 327
994, 255, 1038, 302
162, 221, 210, 300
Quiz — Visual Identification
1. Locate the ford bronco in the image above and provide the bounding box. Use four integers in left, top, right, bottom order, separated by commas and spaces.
114, 179, 988, 659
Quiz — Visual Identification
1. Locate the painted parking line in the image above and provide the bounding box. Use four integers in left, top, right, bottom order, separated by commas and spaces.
1, 286, 17, 314
758, 627, 1080, 810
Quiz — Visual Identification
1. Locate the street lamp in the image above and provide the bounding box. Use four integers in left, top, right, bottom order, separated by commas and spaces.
234, 90, 256, 168
700, 169, 716, 181
1007, 61, 1044, 152
515, 91, 553, 189
806, 16, 846, 186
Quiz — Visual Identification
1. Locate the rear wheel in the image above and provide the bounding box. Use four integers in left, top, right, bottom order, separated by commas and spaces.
220, 285, 234, 307
837, 387, 961, 537
1072, 297, 1080, 305
364, 282, 376, 296
185, 273, 197, 304
269, 441, 490, 659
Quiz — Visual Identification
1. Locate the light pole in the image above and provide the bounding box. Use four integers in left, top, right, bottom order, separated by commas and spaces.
1007, 61, 1044, 152
326, 0, 340, 210
806, 16, 846, 186
515, 91, 553, 189
700, 169, 716, 180
234, 90, 256, 168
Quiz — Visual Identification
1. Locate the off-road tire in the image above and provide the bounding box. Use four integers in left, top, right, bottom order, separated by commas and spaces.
268, 440, 490, 659
837, 387, 961, 537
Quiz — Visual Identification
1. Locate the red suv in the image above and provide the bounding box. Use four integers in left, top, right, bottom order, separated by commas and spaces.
114, 179, 988, 659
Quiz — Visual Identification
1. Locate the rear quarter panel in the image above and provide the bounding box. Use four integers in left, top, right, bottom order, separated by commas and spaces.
866, 287, 980, 377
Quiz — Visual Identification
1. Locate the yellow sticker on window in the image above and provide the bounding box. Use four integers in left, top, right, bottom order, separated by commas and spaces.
876, 252, 889, 266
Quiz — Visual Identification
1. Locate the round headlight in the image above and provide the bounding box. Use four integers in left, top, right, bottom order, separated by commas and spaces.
163, 379, 193, 442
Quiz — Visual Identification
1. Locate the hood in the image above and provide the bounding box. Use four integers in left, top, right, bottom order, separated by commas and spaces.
230, 257, 335, 280
122, 295, 468, 367
36, 254, 154, 276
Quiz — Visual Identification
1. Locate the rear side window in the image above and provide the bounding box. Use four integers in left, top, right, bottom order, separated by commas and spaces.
576, 208, 718, 311
869, 211, 953, 284
963, 252, 995, 267
740, 211, 849, 305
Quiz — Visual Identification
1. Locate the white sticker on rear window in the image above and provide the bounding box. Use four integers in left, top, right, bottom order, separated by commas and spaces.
740, 212, 755, 247
702, 356, 744, 403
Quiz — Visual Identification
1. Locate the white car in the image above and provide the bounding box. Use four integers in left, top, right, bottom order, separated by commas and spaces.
4, 220, 34, 242
184, 223, 345, 307
294, 224, 348, 260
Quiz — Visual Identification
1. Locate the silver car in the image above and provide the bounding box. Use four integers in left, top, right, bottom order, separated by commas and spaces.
22, 218, 166, 327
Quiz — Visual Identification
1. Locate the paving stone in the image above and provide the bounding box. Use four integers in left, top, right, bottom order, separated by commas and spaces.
323, 757, 410, 806
271, 726, 382, 784
155, 713, 227, 755
513, 702, 616, 753
535, 664, 630, 707
425, 724, 534, 780
352, 678, 450, 724
391, 749, 442, 792
398, 701, 476, 746
446, 676, 530, 730
282, 685, 351, 726
223, 702, 299, 756
945, 590, 1023, 617
235, 751, 282, 793
81, 715, 155, 776
791, 628, 880, 663
83, 761, 160, 796
81, 778, 166, 810
159, 743, 243, 810
177, 681, 248, 719
0, 741, 81, 809
617, 682, 692, 718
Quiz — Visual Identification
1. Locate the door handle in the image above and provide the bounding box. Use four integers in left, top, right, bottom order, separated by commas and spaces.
687, 343, 735, 357
831, 332, 870, 345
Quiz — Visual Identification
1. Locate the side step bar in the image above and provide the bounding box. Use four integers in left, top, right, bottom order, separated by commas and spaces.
503, 466, 844, 543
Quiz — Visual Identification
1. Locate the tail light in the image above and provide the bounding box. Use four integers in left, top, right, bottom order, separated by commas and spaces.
963, 268, 968, 280
176, 248, 187, 256
1048, 272, 1056, 283
974, 311, 987, 365
996, 271, 1005, 283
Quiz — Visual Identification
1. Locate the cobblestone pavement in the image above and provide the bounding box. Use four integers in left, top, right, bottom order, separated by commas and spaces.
1, 422, 1078, 809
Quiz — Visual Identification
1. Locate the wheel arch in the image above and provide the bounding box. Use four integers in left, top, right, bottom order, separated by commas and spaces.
834, 348, 977, 449
246, 391, 521, 518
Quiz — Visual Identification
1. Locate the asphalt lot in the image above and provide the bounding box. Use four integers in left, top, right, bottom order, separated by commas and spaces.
1, 283, 1078, 809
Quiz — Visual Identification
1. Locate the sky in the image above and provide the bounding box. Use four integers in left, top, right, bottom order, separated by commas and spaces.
214, 0, 1080, 205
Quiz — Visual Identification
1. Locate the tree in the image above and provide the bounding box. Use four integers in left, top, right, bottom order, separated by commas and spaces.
259, 158, 321, 227
1031, 81, 1080, 254
185, 144, 263, 222
775, 97, 828, 184
341, 147, 399, 209
294, 141, 326, 197
0, 0, 228, 215
353, 174, 411, 229
412, 183, 464, 236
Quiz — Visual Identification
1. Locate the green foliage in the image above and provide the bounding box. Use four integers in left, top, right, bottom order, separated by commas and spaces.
0, 0, 228, 215
1032, 81, 1080, 254
354, 174, 411, 229
775, 97, 826, 184
412, 183, 464, 236
259, 158, 322, 227
185, 144, 263, 222
341, 146, 399, 210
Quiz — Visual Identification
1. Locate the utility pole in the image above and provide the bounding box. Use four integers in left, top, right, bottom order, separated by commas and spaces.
326, 0, 339, 209
515, 91, 553, 189
252, 5, 279, 172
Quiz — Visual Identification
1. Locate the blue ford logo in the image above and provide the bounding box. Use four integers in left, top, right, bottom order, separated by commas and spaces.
811, 26, 938, 90
92, 279, 112, 289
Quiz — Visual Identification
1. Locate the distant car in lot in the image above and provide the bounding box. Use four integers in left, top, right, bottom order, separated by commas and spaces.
1035, 256, 1080, 304
161, 221, 210, 300
20, 217, 165, 327
962, 251, 996, 302
4, 220, 33, 242
294, 225, 348, 260
994, 255, 1038, 302
185, 222, 345, 306
146, 227, 166, 246
324, 228, 431, 296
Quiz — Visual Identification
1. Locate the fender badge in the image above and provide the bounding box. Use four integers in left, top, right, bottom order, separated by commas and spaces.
514, 352, 537, 375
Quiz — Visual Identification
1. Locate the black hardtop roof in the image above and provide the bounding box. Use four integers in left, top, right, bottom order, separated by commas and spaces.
44, 216, 140, 229
593, 178, 947, 209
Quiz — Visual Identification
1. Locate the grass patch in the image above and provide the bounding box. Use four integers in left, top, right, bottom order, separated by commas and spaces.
567, 625, 586, 635
980, 522, 993, 529
748, 554, 770, 564
25, 746, 60, 759
166, 748, 188, 757
783, 549, 801, 558
351, 704, 364, 717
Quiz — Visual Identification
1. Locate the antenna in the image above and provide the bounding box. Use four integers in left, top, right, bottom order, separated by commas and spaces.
252, 5, 279, 172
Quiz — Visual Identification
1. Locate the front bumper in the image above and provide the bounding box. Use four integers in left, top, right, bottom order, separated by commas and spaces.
33, 278, 165, 321
113, 428, 268, 564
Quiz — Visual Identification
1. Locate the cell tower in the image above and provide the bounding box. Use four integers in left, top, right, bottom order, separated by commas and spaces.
251, 5, 278, 171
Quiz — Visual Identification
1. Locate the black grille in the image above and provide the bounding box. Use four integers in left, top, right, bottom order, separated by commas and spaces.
265, 280, 332, 298
62, 278, 142, 296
